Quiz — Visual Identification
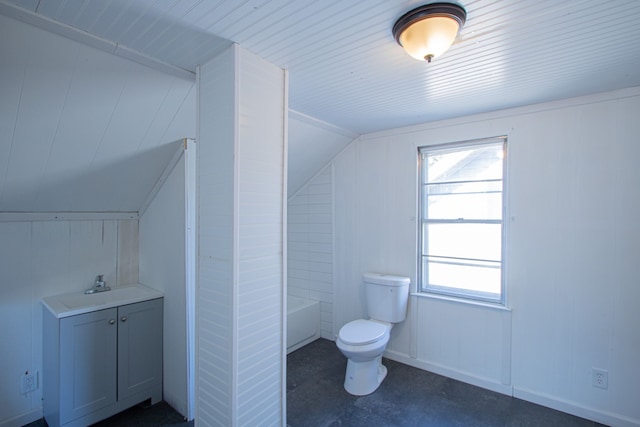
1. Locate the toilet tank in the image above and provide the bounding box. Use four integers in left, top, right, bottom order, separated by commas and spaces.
364, 273, 410, 323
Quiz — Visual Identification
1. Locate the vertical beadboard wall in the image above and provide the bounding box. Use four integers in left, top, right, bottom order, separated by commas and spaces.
196, 45, 235, 427
139, 152, 188, 418
197, 44, 286, 426
288, 166, 334, 339
0, 219, 138, 427
236, 47, 285, 427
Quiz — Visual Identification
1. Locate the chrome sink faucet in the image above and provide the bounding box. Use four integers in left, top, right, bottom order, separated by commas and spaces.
85, 274, 112, 294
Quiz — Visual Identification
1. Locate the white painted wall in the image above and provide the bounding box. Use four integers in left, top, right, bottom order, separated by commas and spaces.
196, 44, 286, 426
331, 87, 640, 426
288, 166, 334, 339
139, 148, 188, 418
0, 218, 138, 427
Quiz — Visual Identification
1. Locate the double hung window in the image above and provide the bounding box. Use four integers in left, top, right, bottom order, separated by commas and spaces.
418, 137, 506, 303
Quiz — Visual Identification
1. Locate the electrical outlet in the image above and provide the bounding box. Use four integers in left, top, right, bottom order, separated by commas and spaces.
592, 368, 608, 390
21, 371, 38, 394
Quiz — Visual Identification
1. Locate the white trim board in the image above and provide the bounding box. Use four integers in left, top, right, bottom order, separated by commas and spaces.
514, 387, 640, 427
359, 86, 640, 141
281, 68, 290, 426
384, 348, 640, 426
0, 212, 138, 222
183, 138, 197, 421
0, 409, 41, 427
289, 109, 359, 140
0, 1, 195, 80
384, 349, 514, 397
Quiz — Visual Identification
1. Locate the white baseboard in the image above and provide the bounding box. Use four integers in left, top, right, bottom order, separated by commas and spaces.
385, 349, 640, 426
0, 409, 42, 427
384, 349, 513, 396
514, 387, 640, 427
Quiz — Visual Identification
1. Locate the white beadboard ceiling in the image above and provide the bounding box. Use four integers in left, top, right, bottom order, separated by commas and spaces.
2, 0, 640, 211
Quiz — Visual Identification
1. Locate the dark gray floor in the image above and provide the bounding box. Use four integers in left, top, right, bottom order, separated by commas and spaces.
23, 401, 190, 427
287, 338, 608, 427
24, 339, 607, 426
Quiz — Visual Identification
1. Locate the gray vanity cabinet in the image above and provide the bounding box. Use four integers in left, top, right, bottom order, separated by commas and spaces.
44, 297, 163, 427
59, 307, 118, 424
117, 299, 163, 400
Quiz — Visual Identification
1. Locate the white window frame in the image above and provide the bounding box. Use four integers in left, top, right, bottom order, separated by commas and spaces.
418, 136, 507, 304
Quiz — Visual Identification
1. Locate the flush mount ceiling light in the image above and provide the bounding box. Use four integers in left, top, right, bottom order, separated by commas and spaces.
392, 2, 466, 62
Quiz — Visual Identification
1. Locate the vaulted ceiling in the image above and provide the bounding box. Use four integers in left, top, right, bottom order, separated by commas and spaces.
2, 0, 640, 211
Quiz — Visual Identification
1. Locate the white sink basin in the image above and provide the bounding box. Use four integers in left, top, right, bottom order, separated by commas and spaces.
60, 292, 108, 309
42, 284, 163, 318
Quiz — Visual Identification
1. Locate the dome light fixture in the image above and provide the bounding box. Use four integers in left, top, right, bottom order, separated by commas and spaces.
392, 2, 466, 62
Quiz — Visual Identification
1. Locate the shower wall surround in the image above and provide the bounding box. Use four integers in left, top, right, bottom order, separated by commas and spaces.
288, 166, 334, 339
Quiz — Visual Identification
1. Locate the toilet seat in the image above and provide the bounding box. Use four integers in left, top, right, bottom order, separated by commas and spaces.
338, 319, 388, 346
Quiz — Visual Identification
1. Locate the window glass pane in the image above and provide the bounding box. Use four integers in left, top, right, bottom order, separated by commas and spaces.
424, 256, 501, 297
426, 143, 503, 184
419, 138, 506, 303
425, 223, 502, 261
425, 191, 502, 220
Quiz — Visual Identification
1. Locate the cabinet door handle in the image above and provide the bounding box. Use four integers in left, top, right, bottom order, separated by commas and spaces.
109, 319, 116, 325
121, 316, 127, 322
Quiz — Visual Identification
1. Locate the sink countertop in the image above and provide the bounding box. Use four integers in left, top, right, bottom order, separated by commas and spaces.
42, 283, 164, 319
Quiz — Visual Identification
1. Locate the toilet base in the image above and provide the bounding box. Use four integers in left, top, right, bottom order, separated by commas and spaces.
343, 355, 387, 396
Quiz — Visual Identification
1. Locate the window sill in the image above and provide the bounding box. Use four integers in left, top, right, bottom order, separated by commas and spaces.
411, 292, 512, 312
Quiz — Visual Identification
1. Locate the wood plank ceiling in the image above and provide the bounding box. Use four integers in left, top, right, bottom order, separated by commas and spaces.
1, 0, 640, 211
5, 0, 640, 133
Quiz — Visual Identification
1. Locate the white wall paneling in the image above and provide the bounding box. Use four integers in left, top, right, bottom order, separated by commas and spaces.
331, 87, 640, 427
196, 44, 286, 426
387, 299, 513, 396
288, 166, 334, 339
332, 143, 361, 334
117, 219, 139, 286
0, 219, 138, 427
139, 140, 194, 418
196, 45, 235, 427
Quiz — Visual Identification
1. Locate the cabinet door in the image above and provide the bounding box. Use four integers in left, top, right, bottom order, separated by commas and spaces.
60, 308, 118, 424
118, 298, 163, 400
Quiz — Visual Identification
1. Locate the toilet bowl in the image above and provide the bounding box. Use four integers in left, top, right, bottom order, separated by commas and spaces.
336, 319, 391, 395
336, 273, 410, 396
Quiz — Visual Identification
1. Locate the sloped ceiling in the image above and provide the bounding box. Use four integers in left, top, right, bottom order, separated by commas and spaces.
288, 112, 357, 196
0, 14, 196, 212
2, 0, 640, 211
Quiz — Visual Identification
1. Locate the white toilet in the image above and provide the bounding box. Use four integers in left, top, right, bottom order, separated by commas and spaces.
336, 272, 410, 396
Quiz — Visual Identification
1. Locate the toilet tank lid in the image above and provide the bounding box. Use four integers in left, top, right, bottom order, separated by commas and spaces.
363, 272, 410, 286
